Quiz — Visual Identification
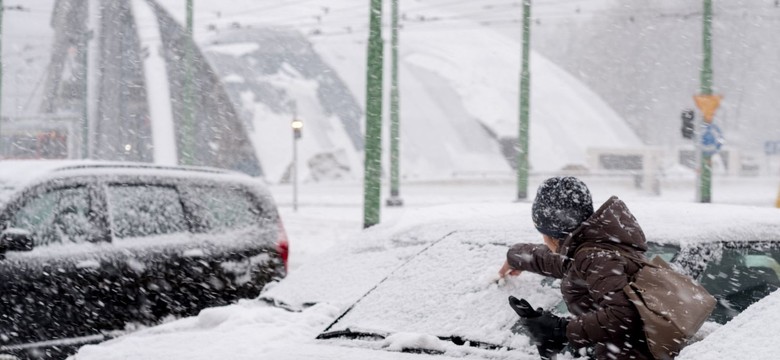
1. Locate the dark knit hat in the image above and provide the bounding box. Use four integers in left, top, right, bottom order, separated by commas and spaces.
532, 177, 594, 239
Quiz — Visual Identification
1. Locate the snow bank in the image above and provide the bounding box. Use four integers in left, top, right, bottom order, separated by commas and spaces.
71, 300, 342, 360
678, 289, 780, 360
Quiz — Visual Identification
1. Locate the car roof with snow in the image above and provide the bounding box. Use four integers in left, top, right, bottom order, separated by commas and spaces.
0, 160, 267, 205
260, 201, 780, 354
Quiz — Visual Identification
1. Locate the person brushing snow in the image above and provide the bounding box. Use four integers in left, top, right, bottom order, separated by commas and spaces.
499, 176, 653, 359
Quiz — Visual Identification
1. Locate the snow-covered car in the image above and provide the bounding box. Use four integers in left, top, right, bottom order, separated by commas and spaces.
677, 288, 780, 360
71, 200, 780, 360
0, 161, 288, 360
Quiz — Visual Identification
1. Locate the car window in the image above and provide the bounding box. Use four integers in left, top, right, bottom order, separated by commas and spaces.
107, 185, 188, 239
645, 243, 679, 263
185, 185, 261, 232
9, 186, 100, 246
699, 246, 780, 324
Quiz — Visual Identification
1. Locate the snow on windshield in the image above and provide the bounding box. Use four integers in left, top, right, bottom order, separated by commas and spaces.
320, 229, 560, 352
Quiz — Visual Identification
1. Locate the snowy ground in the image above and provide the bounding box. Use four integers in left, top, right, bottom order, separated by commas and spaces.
276, 175, 780, 272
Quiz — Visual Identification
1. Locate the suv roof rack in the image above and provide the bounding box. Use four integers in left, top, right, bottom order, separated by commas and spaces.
52, 162, 236, 175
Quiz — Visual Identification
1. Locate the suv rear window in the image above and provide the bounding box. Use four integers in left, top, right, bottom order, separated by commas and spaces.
107, 185, 188, 239
185, 185, 261, 232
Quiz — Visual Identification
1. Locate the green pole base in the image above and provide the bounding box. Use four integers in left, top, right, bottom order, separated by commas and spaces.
385, 196, 404, 207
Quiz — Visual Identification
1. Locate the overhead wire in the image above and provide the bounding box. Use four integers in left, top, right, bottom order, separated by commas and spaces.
141, 0, 773, 42
16, 1, 780, 47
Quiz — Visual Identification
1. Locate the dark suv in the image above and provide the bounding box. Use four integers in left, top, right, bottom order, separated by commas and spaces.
0, 161, 289, 359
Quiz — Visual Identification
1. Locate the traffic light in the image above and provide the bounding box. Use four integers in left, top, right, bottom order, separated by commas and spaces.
681, 109, 694, 139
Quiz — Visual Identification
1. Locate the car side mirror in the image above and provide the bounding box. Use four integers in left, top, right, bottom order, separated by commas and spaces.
1, 228, 34, 253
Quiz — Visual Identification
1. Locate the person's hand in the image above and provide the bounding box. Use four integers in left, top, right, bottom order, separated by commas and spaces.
498, 260, 522, 278
508, 296, 568, 359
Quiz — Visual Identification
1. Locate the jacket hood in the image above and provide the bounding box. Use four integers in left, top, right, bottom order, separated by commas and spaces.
558, 196, 647, 258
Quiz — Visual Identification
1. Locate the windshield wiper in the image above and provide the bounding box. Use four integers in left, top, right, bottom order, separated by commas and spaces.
438, 335, 513, 351
317, 329, 514, 353
316, 328, 387, 341
258, 297, 320, 312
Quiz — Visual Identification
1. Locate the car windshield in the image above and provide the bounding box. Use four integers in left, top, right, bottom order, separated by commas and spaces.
316, 230, 561, 352
699, 243, 780, 324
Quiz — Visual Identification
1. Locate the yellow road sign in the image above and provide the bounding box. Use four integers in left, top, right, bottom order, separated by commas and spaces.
694, 94, 722, 123
776, 184, 780, 208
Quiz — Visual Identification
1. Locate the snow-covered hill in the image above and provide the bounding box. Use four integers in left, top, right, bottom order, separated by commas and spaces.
156, 0, 643, 182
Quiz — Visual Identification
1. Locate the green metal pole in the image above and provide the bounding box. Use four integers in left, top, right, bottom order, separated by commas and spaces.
183, 0, 194, 165
517, 0, 531, 200
699, 0, 713, 203
363, 0, 384, 228
386, 0, 403, 207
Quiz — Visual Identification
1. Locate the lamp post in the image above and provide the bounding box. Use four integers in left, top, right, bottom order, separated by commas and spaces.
517, 0, 532, 201
291, 117, 303, 212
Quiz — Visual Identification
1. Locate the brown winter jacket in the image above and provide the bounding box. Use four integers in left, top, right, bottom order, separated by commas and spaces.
507, 196, 653, 360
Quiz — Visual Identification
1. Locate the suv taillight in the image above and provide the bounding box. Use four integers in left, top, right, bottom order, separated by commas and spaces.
276, 219, 289, 273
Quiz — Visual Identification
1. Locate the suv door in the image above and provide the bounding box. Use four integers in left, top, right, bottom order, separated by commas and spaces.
0, 180, 113, 358
102, 181, 193, 322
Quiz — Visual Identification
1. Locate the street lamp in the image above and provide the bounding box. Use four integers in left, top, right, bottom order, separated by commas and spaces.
291, 118, 303, 212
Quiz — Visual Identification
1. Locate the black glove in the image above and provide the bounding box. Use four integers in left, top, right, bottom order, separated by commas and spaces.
509, 296, 568, 359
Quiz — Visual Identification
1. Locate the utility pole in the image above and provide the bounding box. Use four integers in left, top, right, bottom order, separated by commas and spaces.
79, 29, 92, 159
182, 0, 194, 165
363, 0, 384, 228
87, 0, 101, 159
386, 0, 403, 207
698, 0, 714, 203
516, 0, 531, 200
